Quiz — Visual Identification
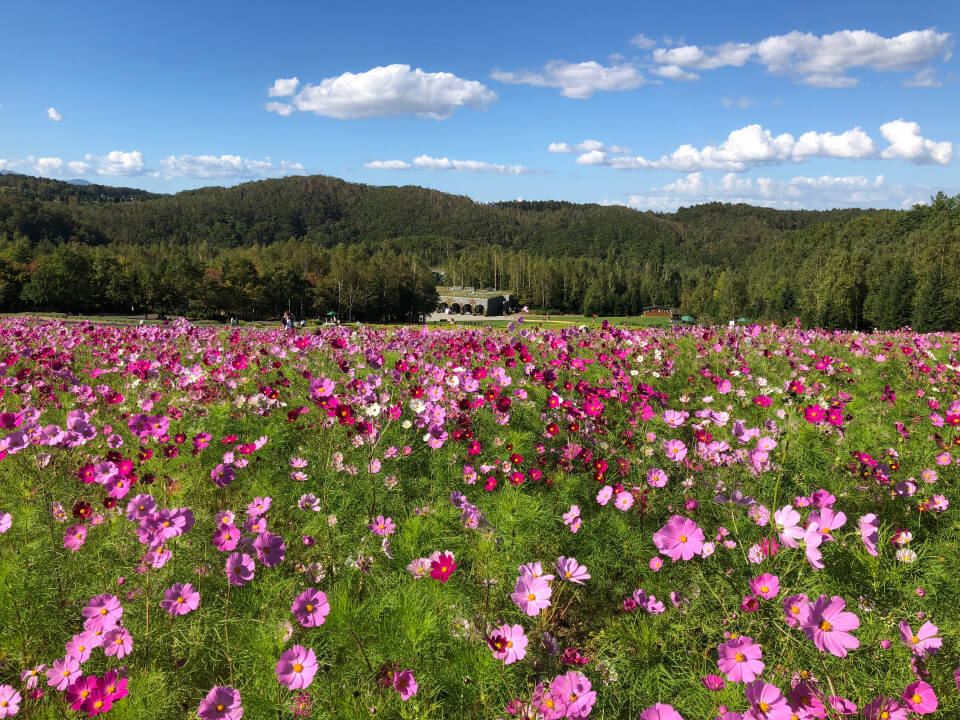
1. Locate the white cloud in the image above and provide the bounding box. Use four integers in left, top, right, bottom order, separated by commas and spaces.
625, 172, 931, 210
68, 160, 91, 175
411, 154, 531, 174
903, 68, 942, 87
573, 123, 877, 172
648, 28, 952, 87
156, 154, 305, 179
492, 60, 645, 98
721, 97, 754, 108
34, 157, 64, 175
364, 160, 411, 170
879, 119, 954, 165
267, 64, 496, 120
47, 107, 62, 122
651, 65, 700, 81
630, 33, 656, 49
267, 77, 299, 97
548, 139, 631, 154
83, 150, 145, 176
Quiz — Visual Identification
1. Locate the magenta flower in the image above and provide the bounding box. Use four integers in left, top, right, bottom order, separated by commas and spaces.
902, 681, 937, 715
291, 588, 330, 627
247, 496, 272, 517
162, 582, 200, 615
555, 556, 590, 584
46, 656, 81, 691
803, 595, 860, 657
858, 513, 879, 556
392, 670, 418, 701
82, 594, 122, 632
0, 684, 21, 718
198, 686, 243, 720
549, 671, 596, 719
66, 676, 98, 710
744, 680, 792, 720
20, 665, 45, 690
808, 507, 846, 541
653, 515, 705, 562
511, 574, 552, 616
430, 552, 456, 583
639, 703, 684, 720
749, 574, 779, 599
862, 696, 908, 720
773, 505, 804, 548
717, 636, 764, 683
64, 524, 88, 552
276, 645, 318, 690
83, 686, 113, 716
783, 594, 810, 627
828, 696, 858, 715
487, 623, 528, 665
899, 621, 941, 656
663, 439, 688, 463
225, 552, 255, 586
0, 512, 11, 535
212, 524, 240, 552
253, 531, 286, 567
65, 632, 96, 663
103, 627, 133, 658
702, 675, 726, 691
369, 515, 396, 536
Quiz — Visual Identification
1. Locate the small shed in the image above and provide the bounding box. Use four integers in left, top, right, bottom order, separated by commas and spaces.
642, 305, 674, 318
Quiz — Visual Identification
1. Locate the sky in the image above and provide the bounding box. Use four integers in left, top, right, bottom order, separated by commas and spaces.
1, 0, 959, 210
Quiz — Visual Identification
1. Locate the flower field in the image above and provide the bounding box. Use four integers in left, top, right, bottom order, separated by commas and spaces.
0, 316, 958, 720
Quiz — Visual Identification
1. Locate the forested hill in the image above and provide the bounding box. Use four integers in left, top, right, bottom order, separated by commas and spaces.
0, 172, 957, 331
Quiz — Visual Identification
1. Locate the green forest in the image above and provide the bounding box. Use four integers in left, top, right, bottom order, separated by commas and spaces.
0, 172, 958, 329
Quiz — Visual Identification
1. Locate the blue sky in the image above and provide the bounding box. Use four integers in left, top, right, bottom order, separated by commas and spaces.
1, 0, 958, 210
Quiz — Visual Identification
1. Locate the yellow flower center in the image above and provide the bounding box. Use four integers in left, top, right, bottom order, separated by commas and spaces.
440, 565, 448, 573
216, 704, 225, 712
63, 670, 70, 677
80, 690, 90, 699
912, 635, 919, 643
734, 652, 745, 662
305, 604, 314, 612
507, 640, 513, 648
791, 606, 800, 615
293, 663, 304, 673
565, 572, 572, 578
99, 607, 108, 615
759, 702, 770, 712
761, 586, 769, 593
93, 700, 103, 709
528, 593, 536, 601
177, 597, 185, 604
912, 694, 922, 704
880, 712, 889, 720
819, 620, 832, 631
679, 535, 687, 542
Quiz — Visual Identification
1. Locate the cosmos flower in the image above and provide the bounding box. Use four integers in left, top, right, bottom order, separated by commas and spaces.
511, 574, 552, 616
291, 588, 330, 627
487, 623, 528, 665
162, 582, 201, 616
276, 645, 318, 690
653, 515, 704, 562
803, 595, 860, 658
198, 686, 243, 720
717, 636, 764, 683
225, 552, 255, 586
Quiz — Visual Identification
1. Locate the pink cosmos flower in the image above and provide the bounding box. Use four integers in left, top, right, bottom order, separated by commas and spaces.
392, 670, 418, 701
407, 558, 431, 578
253, 532, 286, 567
66, 632, 97, 663
82, 594, 122, 632
0, 684, 21, 718
800, 522, 824, 570
858, 514, 879, 556
749, 574, 779, 599
83, 686, 113, 716
555, 556, 590, 584
64, 524, 88, 552
828, 696, 859, 715
773, 505, 804, 548
20, 665, 45, 690
902, 681, 937, 715
862, 696, 908, 720
276, 645, 318, 690
291, 588, 330, 627
803, 595, 860, 657
100, 670, 128, 703
103, 627, 133, 658
717, 636, 764, 683
549, 671, 596, 719
212, 524, 240, 552
487, 623, 528, 665
66, 676, 98, 710
518, 561, 555, 581
430, 552, 456, 583
653, 515, 704, 562
369, 515, 396, 536
646, 468, 668, 487
225, 552, 255, 586
899, 621, 941, 656
702, 675, 726, 691
808, 507, 846, 541
744, 680, 792, 720
162, 582, 201, 615
247, 496, 271, 517
47, 656, 81, 691
511, 575, 552, 616
0, 513, 11, 534
782, 594, 810, 628
639, 703, 684, 720
663, 439, 688, 463
198, 686, 243, 720
596, 486, 613, 505
562, 505, 580, 525
614, 491, 634, 511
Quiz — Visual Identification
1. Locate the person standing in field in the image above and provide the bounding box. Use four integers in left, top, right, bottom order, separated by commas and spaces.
282, 311, 295, 330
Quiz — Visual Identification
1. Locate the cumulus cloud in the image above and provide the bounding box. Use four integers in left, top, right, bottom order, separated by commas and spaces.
624, 172, 930, 211
630, 33, 656, 49
572, 123, 877, 172
266, 64, 496, 120
365, 154, 533, 174
649, 28, 952, 87
47, 107, 62, 122
68, 161, 91, 175
83, 150, 146, 176
34, 157, 64, 175
364, 159, 412, 170
651, 65, 699, 81
267, 77, 299, 97
156, 154, 305, 179
492, 60, 645, 98
548, 139, 631, 154
879, 119, 954, 165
